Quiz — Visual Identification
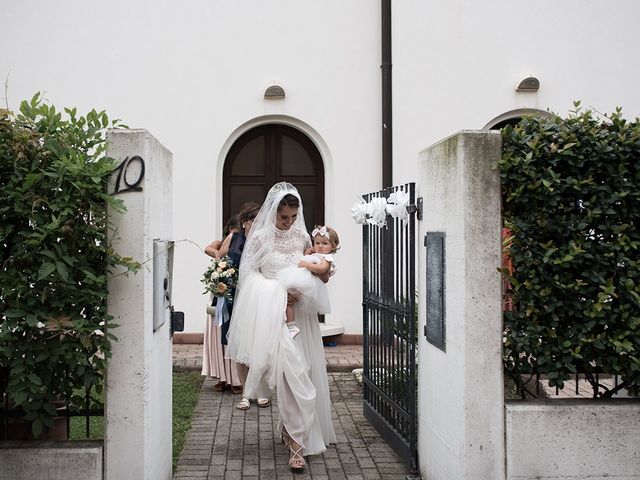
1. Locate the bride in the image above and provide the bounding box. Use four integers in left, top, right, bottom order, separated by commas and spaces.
227, 182, 336, 470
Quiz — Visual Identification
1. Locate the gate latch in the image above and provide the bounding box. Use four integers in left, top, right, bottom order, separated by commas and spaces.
406, 197, 423, 221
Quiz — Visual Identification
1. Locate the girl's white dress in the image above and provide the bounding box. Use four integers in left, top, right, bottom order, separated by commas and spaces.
227, 226, 336, 455
277, 253, 333, 314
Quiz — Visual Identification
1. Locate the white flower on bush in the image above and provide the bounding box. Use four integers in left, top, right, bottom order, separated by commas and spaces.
36, 321, 46, 329
93, 329, 105, 337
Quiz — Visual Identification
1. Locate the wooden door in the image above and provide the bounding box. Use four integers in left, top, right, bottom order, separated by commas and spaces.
223, 124, 324, 233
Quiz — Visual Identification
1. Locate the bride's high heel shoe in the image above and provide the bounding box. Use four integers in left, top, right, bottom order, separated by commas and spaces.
288, 443, 305, 471
282, 427, 305, 471
281, 427, 292, 448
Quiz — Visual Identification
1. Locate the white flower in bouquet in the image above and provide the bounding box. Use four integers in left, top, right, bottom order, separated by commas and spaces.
202, 255, 238, 300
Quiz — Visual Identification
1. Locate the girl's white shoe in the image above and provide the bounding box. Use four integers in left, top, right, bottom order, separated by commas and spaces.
235, 397, 250, 411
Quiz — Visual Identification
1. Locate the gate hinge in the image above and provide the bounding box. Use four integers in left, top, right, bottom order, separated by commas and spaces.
406, 197, 423, 221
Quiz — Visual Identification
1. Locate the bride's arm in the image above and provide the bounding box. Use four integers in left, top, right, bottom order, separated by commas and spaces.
315, 271, 331, 283
303, 232, 313, 255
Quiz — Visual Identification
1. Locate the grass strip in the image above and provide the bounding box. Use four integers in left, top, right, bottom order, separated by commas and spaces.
69, 371, 204, 472
171, 371, 204, 470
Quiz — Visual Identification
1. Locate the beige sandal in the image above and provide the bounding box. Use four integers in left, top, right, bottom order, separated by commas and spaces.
257, 397, 270, 408
235, 397, 250, 411
288, 442, 305, 471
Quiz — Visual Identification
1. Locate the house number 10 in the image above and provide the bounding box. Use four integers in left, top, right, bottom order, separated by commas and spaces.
110, 156, 145, 195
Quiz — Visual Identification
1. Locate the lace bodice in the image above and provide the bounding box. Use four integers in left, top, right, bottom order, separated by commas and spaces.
260, 226, 312, 279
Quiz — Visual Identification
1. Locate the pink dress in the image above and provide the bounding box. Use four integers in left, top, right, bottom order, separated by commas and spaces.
201, 298, 243, 386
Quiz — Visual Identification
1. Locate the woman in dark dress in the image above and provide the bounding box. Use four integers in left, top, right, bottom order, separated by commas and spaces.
220, 210, 251, 346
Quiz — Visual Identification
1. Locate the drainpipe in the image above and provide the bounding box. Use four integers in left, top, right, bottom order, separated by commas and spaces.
381, 0, 392, 188
381, 0, 395, 354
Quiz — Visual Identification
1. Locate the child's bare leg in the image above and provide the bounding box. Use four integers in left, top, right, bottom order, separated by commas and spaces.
285, 293, 300, 338
285, 305, 295, 324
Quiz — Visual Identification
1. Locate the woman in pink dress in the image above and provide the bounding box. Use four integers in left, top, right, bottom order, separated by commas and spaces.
202, 203, 270, 409
201, 214, 245, 392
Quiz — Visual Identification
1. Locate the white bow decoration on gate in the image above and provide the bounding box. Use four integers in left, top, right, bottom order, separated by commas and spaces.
350, 200, 369, 225
386, 191, 410, 222
350, 190, 411, 228
367, 197, 389, 227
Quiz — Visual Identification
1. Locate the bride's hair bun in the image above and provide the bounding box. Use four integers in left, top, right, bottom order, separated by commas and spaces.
278, 194, 300, 210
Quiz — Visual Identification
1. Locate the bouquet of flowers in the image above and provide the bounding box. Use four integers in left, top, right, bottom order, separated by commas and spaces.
202, 255, 238, 302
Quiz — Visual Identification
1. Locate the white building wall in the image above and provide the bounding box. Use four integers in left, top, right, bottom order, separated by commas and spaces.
0, 0, 380, 334
2, 1, 640, 335
393, 0, 640, 184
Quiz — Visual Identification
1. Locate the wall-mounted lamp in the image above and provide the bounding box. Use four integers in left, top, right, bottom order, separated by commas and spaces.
264, 85, 285, 100
516, 76, 540, 92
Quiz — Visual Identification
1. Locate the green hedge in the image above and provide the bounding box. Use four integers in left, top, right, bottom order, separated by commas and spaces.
0, 94, 137, 436
500, 104, 640, 397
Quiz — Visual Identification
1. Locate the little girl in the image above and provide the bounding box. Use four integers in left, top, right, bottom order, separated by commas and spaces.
278, 225, 340, 337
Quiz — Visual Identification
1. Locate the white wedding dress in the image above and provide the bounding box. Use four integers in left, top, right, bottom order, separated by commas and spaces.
227, 225, 336, 455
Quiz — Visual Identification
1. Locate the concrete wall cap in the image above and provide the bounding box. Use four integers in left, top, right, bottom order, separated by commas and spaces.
419, 129, 501, 154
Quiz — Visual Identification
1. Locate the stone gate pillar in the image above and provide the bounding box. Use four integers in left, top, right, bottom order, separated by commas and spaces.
105, 130, 173, 480
417, 131, 504, 479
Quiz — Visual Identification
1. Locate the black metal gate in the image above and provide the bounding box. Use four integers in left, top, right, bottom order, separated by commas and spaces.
362, 182, 418, 472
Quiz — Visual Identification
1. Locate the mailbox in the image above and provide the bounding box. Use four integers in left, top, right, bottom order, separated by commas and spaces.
153, 239, 174, 332
170, 307, 185, 334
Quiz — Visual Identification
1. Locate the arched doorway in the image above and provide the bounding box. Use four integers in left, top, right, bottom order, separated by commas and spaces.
482, 108, 553, 130
223, 124, 324, 233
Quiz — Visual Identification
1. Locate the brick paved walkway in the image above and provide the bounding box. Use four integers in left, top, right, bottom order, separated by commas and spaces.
173, 343, 363, 373
173, 373, 410, 480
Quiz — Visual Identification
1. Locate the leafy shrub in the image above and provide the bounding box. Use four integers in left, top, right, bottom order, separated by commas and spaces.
501, 104, 640, 398
0, 94, 137, 436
